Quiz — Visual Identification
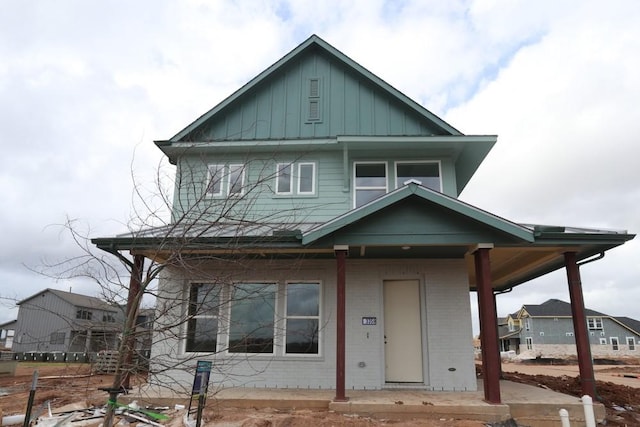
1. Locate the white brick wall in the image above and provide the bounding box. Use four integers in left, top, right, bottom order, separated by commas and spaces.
149, 258, 476, 393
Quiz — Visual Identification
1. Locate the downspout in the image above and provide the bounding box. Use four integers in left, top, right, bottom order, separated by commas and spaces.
577, 252, 605, 266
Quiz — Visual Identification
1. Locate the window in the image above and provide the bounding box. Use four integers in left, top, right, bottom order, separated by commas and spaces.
276, 163, 293, 194
524, 318, 531, 331
285, 283, 320, 355
228, 164, 245, 195
525, 337, 533, 350
587, 317, 603, 330
354, 162, 387, 208
298, 163, 315, 195
611, 337, 619, 351
186, 283, 221, 353
102, 314, 116, 323
50, 332, 65, 345
599, 338, 607, 345
229, 283, 276, 354
76, 309, 92, 320
627, 337, 636, 351
207, 165, 224, 196
206, 164, 245, 196
566, 332, 574, 337
395, 162, 441, 191
276, 162, 316, 195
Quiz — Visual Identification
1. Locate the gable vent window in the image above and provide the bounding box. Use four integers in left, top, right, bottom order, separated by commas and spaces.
307, 78, 321, 122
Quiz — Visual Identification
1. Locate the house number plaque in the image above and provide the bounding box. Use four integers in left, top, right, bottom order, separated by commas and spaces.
361, 317, 377, 325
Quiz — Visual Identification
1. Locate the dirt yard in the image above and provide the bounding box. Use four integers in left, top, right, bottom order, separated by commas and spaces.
1, 361, 640, 426
499, 358, 640, 426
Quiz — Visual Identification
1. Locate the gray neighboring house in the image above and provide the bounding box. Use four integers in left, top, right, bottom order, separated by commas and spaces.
0, 320, 17, 349
13, 289, 124, 353
499, 299, 640, 359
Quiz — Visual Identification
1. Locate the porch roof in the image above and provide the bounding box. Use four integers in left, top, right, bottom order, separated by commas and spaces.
91, 184, 633, 292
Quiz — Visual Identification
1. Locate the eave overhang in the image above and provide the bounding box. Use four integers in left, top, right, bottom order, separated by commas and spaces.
92, 185, 634, 293
154, 135, 496, 195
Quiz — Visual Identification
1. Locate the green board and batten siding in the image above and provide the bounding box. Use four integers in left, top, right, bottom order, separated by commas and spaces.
162, 35, 491, 225
188, 48, 445, 142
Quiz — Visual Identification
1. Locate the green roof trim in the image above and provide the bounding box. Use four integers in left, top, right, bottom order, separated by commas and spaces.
302, 183, 534, 245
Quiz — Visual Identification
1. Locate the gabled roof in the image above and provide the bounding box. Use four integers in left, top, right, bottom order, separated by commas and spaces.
168, 34, 461, 142
520, 299, 607, 318
0, 320, 16, 329
302, 182, 534, 245
613, 317, 640, 336
18, 288, 118, 312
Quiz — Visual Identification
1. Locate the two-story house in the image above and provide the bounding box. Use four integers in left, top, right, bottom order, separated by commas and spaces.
13, 288, 123, 354
92, 35, 633, 403
500, 299, 640, 359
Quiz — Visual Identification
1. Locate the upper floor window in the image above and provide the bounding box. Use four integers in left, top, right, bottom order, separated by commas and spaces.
276, 162, 316, 195
524, 317, 531, 331
76, 309, 92, 320
354, 162, 387, 208
207, 164, 245, 197
102, 314, 116, 323
395, 161, 441, 191
587, 317, 603, 330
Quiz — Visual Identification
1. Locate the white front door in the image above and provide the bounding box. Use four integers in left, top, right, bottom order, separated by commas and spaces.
383, 279, 423, 382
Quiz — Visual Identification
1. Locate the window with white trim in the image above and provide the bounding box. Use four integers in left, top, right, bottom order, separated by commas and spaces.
354, 162, 387, 208
285, 282, 320, 355
275, 162, 316, 195
566, 332, 574, 337
524, 318, 531, 331
207, 164, 246, 196
228, 164, 245, 195
587, 317, 603, 330
186, 283, 221, 353
611, 337, 619, 351
228, 283, 276, 354
627, 337, 636, 351
599, 338, 607, 345
76, 309, 92, 320
395, 161, 441, 191
525, 337, 533, 350
298, 163, 315, 194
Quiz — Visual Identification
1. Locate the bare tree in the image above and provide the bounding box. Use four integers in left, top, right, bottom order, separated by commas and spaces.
31, 148, 332, 426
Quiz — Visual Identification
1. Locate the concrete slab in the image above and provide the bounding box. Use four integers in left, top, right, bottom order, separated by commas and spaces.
124, 380, 605, 426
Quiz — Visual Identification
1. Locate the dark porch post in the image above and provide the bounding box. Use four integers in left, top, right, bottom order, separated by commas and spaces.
474, 244, 501, 404
565, 251, 596, 398
334, 245, 349, 402
122, 254, 144, 389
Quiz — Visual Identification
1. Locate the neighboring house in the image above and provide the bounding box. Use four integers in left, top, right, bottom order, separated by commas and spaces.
13, 289, 124, 353
92, 35, 633, 403
499, 299, 640, 359
0, 320, 16, 349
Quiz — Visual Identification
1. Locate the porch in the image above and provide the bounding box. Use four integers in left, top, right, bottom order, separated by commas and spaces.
124, 380, 604, 426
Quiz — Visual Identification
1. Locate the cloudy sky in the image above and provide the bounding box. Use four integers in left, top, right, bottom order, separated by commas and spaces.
1, 0, 639, 333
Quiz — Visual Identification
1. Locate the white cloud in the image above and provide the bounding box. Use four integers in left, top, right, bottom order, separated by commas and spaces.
0, 0, 638, 331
